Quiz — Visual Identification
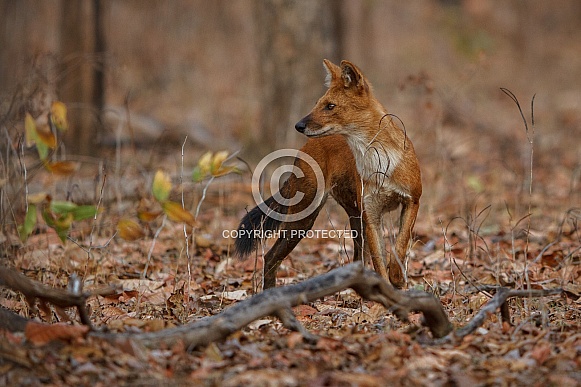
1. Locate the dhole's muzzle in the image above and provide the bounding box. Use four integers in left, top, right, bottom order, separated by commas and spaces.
295, 117, 308, 133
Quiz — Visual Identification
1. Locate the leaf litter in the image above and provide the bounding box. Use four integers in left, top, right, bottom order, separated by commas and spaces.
1, 143, 580, 385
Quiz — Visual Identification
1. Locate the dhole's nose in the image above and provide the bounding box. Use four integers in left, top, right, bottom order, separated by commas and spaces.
295, 119, 306, 133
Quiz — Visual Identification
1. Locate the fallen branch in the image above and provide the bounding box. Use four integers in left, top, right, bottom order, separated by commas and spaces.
437, 287, 563, 344
0, 263, 563, 350
104, 262, 453, 348
0, 266, 118, 328
0, 306, 28, 332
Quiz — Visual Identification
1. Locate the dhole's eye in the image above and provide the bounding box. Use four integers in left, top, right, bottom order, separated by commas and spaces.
325, 103, 336, 111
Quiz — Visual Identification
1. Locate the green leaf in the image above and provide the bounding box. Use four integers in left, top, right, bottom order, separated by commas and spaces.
71, 205, 97, 221
49, 201, 96, 220
192, 165, 205, 182
55, 225, 70, 243
50, 200, 78, 214
19, 204, 37, 241
42, 208, 73, 243
36, 138, 50, 161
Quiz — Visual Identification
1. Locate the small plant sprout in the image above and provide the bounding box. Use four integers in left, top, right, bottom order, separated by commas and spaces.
19, 193, 98, 243
192, 150, 239, 183
24, 101, 79, 175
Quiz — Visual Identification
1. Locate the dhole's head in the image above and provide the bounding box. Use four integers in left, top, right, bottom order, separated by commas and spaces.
295, 59, 383, 138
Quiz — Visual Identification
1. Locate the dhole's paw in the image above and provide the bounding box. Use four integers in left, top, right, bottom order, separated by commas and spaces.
388, 263, 405, 289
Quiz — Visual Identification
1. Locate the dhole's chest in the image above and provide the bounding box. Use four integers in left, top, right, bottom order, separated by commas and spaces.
346, 134, 401, 178
345, 133, 412, 215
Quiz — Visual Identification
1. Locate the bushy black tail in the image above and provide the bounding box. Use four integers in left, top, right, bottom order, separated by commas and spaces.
234, 195, 283, 258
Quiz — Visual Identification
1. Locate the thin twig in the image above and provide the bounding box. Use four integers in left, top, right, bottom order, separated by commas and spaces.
180, 136, 192, 305
142, 215, 167, 279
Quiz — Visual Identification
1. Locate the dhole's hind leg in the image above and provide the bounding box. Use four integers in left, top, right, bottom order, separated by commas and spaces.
389, 199, 419, 287
263, 204, 324, 289
362, 211, 390, 283
263, 237, 302, 290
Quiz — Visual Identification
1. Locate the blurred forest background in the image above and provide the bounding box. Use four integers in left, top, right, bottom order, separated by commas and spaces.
1, 0, 580, 229
2, 0, 580, 153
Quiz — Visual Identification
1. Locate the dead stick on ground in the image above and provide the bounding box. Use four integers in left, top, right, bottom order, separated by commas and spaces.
107, 262, 453, 349
0, 263, 562, 350
0, 266, 118, 328
436, 287, 562, 344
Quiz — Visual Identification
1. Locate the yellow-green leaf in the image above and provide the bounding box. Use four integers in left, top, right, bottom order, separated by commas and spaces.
117, 218, 145, 241
54, 213, 74, 231
25, 113, 37, 147
152, 170, 172, 202
50, 101, 69, 132
211, 150, 229, 174
466, 175, 484, 193
25, 113, 51, 160
197, 151, 213, 175
54, 218, 72, 242
42, 209, 73, 243
162, 201, 196, 227
28, 192, 48, 205
36, 125, 57, 149
212, 165, 239, 178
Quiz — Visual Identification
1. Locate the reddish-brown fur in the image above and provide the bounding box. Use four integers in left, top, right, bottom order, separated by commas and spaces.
235, 60, 421, 289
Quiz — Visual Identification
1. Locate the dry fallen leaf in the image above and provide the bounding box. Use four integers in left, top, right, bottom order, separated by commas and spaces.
25, 322, 89, 345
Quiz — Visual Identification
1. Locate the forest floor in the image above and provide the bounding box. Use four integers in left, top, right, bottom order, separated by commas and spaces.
1, 110, 581, 386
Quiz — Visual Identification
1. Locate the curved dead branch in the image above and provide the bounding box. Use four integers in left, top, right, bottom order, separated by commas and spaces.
113, 262, 451, 349
0, 263, 563, 350
437, 287, 563, 344
0, 266, 118, 328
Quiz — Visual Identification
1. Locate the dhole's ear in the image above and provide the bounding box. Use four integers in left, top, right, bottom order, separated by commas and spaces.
323, 59, 341, 87
340, 60, 368, 92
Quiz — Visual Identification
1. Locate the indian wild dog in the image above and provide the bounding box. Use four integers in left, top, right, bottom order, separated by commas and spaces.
235, 60, 422, 289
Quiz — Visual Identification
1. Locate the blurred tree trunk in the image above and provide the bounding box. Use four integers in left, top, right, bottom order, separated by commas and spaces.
254, 0, 344, 153
59, 0, 105, 157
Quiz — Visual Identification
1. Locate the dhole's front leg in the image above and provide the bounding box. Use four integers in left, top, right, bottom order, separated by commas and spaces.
348, 215, 364, 263
389, 199, 419, 287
